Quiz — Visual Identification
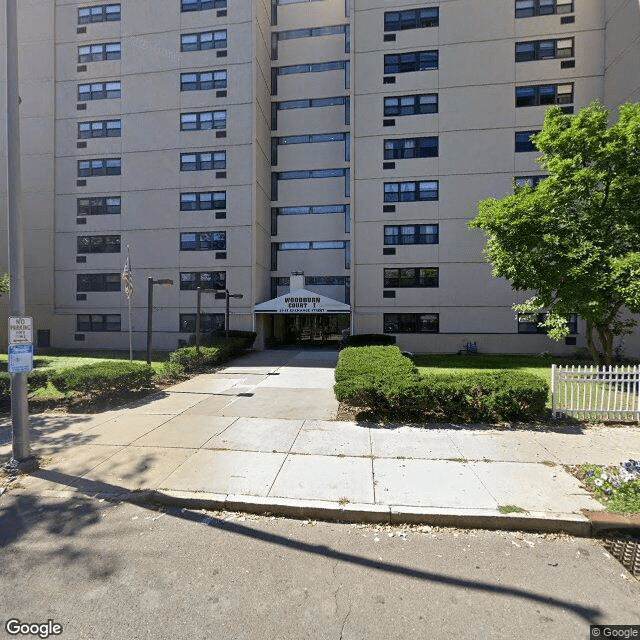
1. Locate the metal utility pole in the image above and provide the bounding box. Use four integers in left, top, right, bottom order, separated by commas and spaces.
6, 0, 31, 464
225, 290, 243, 339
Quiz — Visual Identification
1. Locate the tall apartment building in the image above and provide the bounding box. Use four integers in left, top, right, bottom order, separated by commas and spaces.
1, 0, 639, 354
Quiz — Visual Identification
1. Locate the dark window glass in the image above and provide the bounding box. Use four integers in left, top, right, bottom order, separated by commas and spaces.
384, 50, 438, 74
384, 224, 439, 245
179, 271, 226, 290
78, 4, 121, 24
77, 273, 121, 292
77, 235, 121, 253
384, 137, 438, 159
384, 181, 438, 202
515, 38, 574, 62
180, 70, 227, 91
383, 313, 439, 333
77, 314, 121, 332
517, 312, 577, 334
180, 231, 226, 251
383, 267, 439, 288
179, 313, 225, 333
384, 7, 439, 31
515, 0, 573, 18
180, 191, 226, 211
515, 131, 540, 152
181, 0, 227, 11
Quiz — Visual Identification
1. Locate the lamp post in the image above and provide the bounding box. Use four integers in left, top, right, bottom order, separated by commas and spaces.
225, 289, 243, 339
146, 277, 173, 365
195, 287, 226, 352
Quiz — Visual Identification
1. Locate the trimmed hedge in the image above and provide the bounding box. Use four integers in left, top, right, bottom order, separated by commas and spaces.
202, 330, 256, 350
169, 339, 245, 372
0, 370, 51, 399
50, 361, 154, 394
334, 346, 548, 422
339, 334, 396, 348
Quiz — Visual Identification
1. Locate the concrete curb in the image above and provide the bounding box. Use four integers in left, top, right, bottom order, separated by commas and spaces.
149, 489, 596, 537
7, 485, 637, 538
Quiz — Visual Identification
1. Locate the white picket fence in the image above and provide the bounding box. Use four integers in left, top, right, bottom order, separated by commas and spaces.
551, 364, 640, 422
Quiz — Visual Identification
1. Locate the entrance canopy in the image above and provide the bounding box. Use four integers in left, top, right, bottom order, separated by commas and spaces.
254, 288, 350, 314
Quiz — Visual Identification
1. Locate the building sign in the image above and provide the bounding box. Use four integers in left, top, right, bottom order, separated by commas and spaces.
254, 288, 350, 315
278, 295, 325, 313
8, 316, 33, 345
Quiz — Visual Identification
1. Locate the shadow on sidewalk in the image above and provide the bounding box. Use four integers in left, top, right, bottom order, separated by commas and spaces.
0, 466, 603, 623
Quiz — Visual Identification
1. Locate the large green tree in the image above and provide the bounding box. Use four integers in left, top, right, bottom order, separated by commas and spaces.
470, 101, 640, 364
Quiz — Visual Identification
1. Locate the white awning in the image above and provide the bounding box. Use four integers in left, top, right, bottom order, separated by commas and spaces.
254, 288, 351, 314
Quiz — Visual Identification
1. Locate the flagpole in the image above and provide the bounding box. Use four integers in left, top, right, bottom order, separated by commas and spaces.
122, 246, 134, 361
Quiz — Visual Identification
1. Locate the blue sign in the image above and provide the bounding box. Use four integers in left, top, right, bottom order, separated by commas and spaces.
8, 343, 33, 373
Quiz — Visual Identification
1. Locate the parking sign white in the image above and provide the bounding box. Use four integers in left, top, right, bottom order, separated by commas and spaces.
8, 316, 33, 345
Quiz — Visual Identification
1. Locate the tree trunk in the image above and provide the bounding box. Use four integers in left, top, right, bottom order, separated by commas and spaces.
596, 326, 614, 366
585, 320, 602, 365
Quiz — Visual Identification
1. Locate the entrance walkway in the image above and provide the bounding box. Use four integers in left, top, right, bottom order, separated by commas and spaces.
2, 349, 639, 535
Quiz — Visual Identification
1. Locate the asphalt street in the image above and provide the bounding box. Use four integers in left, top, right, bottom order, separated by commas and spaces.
1, 493, 639, 640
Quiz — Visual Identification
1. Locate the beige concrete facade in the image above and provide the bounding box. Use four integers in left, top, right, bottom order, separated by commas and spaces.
1, 0, 639, 354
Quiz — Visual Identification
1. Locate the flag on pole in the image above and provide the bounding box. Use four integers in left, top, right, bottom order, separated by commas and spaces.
122, 254, 134, 300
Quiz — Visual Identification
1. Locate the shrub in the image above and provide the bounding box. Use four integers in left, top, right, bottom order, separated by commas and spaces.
168, 339, 245, 372
0, 372, 10, 398
339, 333, 396, 348
202, 330, 256, 350
0, 370, 50, 398
50, 361, 153, 394
334, 347, 548, 422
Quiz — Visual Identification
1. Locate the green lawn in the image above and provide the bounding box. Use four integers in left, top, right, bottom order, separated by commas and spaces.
0, 350, 170, 398
413, 354, 566, 407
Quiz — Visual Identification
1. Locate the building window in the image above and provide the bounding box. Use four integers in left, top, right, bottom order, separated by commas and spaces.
384, 267, 439, 288
77, 196, 121, 216
272, 25, 349, 59
514, 175, 547, 189
181, 30, 227, 52
517, 312, 578, 334
78, 158, 121, 177
78, 42, 121, 63
77, 235, 121, 253
275, 204, 348, 215
384, 94, 437, 116
180, 271, 226, 290
78, 4, 121, 24
384, 137, 438, 159
515, 131, 540, 153
181, 0, 226, 10
515, 0, 574, 18
278, 241, 345, 250
384, 51, 438, 74
384, 181, 438, 202
180, 110, 226, 131
77, 314, 121, 332
305, 276, 349, 285
180, 231, 226, 251
272, 168, 349, 200
384, 224, 439, 245
515, 83, 573, 107
77, 273, 121, 292
180, 191, 226, 211
179, 313, 225, 333
384, 313, 439, 333
180, 70, 227, 91
78, 119, 121, 139
384, 7, 439, 31
180, 151, 226, 171
515, 38, 574, 62
78, 81, 121, 101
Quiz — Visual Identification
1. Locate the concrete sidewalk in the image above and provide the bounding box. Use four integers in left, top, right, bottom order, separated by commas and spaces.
2, 349, 639, 535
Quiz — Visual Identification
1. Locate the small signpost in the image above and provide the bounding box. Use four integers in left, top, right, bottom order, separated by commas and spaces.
8, 316, 33, 373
